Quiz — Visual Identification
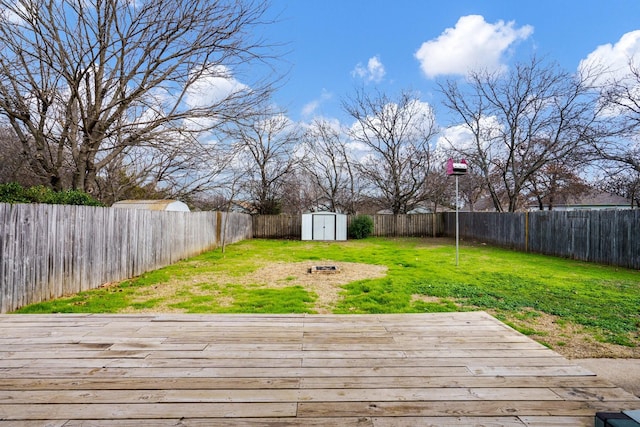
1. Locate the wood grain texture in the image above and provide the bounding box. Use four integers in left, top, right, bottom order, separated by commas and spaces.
0, 312, 637, 425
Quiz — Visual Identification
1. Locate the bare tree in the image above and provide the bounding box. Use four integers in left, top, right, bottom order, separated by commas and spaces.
342, 89, 438, 214
0, 0, 276, 194
598, 168, 640, 209
228, 109, 301, 214
94, 135, 236, 205
0, 125, 45, 186
301, 119, 360, 214
439, 56, 598, 212
421, 162, 451, 212
218, 169, 246, 253
456, 168, 488, 212
594, 60, 640, 173
525, 163, 590, 210
278, 171, 309, 214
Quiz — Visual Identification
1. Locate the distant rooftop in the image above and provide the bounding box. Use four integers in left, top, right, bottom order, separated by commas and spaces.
534, 189, 632, 211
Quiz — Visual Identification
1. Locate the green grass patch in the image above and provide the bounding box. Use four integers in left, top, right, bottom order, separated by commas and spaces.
14, 237, 640, 349
168, 284, 316, 314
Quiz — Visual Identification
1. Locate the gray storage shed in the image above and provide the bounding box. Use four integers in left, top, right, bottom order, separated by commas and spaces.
301, 211, 347, 241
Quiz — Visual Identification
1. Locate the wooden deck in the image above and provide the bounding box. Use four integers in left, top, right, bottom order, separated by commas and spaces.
0, 312, 638, 426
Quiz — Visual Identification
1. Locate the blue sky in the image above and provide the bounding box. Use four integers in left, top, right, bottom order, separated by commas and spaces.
262, 0, 640, 125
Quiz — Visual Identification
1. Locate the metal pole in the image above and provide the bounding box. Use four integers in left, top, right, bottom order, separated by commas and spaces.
455, 175, 459, 267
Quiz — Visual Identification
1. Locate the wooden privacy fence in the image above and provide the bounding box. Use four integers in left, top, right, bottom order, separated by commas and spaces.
252, 214, 444, 239
443, 210, 640, 270
367, 214, 443, 237
0, 203, 252, 313
3, 206, 637, 313
252, 214, 301, 239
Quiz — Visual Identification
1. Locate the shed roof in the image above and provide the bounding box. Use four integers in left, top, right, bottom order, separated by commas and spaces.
111, 199, 190, 212
302, 211, 346, 216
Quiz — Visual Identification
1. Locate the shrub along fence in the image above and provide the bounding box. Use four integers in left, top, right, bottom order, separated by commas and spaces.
0, 203, 251, 313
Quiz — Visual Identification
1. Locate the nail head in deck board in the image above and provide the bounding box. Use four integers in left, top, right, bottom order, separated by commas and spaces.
0, 312, 638, 424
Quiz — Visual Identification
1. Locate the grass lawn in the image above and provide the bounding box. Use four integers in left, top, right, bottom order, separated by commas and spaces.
15, 238, 640, 358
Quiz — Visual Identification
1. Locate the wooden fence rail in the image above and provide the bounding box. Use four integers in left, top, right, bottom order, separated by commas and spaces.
0, 203, 252, 313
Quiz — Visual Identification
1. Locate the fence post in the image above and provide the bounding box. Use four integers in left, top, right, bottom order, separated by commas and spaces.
525, 211, 529, 253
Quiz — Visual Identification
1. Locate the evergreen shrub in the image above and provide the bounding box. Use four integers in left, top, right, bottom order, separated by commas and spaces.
348, 214, 374, 239
0, 183, 103, 206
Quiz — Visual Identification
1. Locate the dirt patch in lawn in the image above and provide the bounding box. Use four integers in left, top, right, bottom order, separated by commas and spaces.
406, 297, 639, 359
128, 261, 388, 314
231, 261, 388, 313
491, 309, 640, 359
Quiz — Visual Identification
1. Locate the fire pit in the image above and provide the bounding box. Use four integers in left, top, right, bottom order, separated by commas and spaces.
308, 265, 340, 274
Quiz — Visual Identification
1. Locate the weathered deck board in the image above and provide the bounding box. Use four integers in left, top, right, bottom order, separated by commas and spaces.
0, 312, 637, 426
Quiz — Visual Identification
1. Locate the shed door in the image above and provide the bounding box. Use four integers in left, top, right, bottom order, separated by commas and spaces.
312, 214, 336, 240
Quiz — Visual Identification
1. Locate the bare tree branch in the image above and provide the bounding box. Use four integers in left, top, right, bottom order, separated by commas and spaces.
225, 107, 301, 214
0, 0, 279, 195
301, 119, 361, 214
342, 89, 438, 214
439, 56, 599, 211
593, 59, 640, 173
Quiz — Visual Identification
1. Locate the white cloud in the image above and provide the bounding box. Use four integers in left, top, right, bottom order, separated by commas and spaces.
348, 99, 434, 141
436, 116, 505, 159
301, 89, 333, 117
301, 100, 320, 117
578, 31, 640, 120
185, 65, 248, 110
436, 124, 475, 153
183, 65, 249, 131
415, 15, 533, 79
579, 30, 640, 85
352, 55, 386, 83
0, 1, 29, 25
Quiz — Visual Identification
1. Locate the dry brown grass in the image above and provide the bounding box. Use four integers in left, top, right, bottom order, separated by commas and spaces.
124, 261, 387, 315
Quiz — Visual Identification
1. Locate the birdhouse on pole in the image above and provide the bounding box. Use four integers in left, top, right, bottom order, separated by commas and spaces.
446, 158, 468, 267
447, 158, 468, 176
